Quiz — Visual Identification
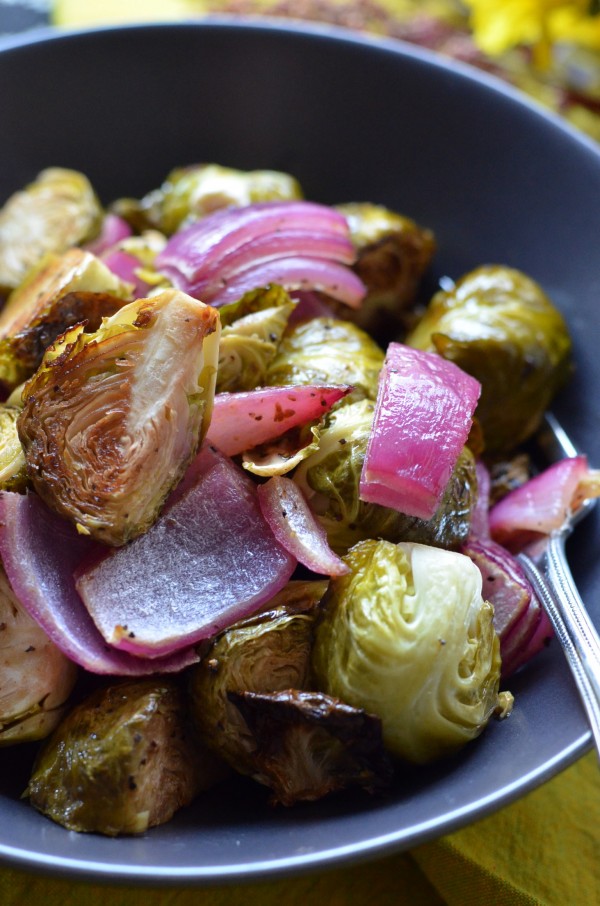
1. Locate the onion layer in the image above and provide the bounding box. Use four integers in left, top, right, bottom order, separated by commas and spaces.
360, 343, 481, 520
0, 490, 198, 675
155, 200, 365, 309
74, 446, 297, 657
258, 476, 349, 577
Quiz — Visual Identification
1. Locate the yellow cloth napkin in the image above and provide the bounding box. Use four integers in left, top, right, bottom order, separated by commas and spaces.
0, 3, 595, 904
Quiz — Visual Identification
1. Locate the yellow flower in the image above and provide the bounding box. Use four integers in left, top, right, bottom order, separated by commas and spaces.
464, 0, 600, 67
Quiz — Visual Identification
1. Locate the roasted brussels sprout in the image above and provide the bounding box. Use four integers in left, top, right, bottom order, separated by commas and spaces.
216, 285, 296, 393
312, 539, 503, 764
0, 566, 77, 745
265, 317, 385, 403
406, 265, 573, 452
189, 580, 325, 776
113, 163, 303, 235
293, 399, 477, 553
0, 168, 103, 294
335, 202, 436, 337
17, 289, 221, 546
0, 405, 27, 491
228, 689, 394, 805
26, 678, 225, 835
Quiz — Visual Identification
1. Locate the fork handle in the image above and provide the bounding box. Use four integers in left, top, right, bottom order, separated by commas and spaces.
518, 537, 600, 760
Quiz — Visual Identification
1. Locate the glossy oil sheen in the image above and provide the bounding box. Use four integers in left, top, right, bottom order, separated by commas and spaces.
0, 19, 599, 884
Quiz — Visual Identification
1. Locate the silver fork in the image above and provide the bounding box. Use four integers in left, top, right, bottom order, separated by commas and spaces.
516, 412, 600, 758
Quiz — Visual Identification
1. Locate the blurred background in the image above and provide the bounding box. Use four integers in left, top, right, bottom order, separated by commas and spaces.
1, 0, 599, 141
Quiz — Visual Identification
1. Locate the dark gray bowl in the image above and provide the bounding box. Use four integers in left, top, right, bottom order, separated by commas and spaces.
0, 18, 599, 886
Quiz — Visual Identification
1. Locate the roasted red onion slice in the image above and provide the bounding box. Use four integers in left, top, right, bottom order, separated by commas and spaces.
205, 257, 366, 310
75, 449, 297, 658
83, 213, 132, 256
155, 200, 365, 309
207, 384, 351, 456
101, 249, 152, 297
258, 476, 349, 577
186, 230, 355, 300
157, 200, 350, 281
462, 535, 551, 677
0, 491, 198, 675
488, 455, 595, 551
360, 343, 481, 520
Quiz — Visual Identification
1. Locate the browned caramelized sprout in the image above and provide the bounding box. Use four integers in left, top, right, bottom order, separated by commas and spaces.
26, 679, 226, 835
335, 202, 436, 337
0, 566, 77, 745
0, 248, 132, 391
228, 689, 394, 805
0, 168, 103, 295
189, 580, 325, 776
17, 289, 221, 546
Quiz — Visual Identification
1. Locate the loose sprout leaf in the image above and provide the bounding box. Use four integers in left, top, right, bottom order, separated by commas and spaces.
216, 293, 296, 393
0, 405, 28, 491
17, 289, 221, 546
0, 246, 132, 369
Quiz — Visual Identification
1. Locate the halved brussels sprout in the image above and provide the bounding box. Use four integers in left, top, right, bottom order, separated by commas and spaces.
265, 317, 385, 403
228, 688, 394, 805
113, 163, 303, 235
406, 265, 573, 452
216, 285, 296, 393
0, 566, 77, 745
0, 405, 27, 491
312, 540, 503, 764
26, 678, 225, 835
0, 168, 103, 294
293, 399, 477, 553
335, 202, 436, 338
189, 580, 325, 776
17, 289, 221, 546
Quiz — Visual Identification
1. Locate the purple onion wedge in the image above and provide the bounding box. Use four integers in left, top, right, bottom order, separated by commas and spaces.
0, 490, 198, 675
462, 535, 552, 678
360, 342, 481, 520
75, 449, 297, 658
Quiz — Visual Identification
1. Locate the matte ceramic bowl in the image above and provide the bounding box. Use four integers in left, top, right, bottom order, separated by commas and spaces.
0, 18, 599, 885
